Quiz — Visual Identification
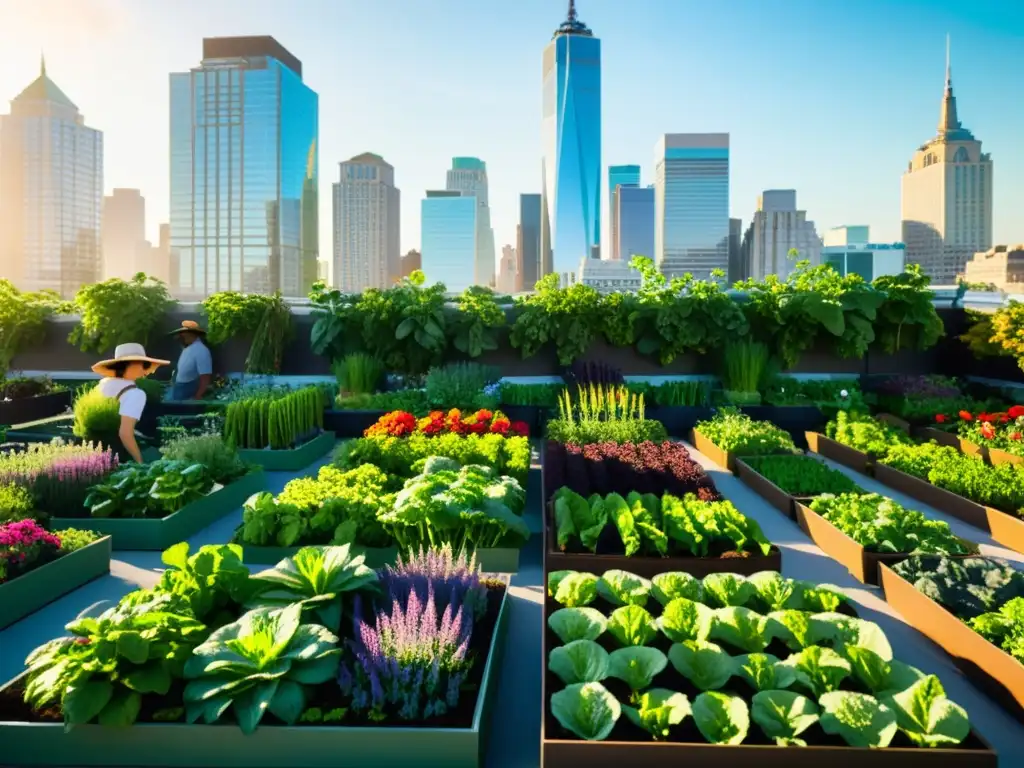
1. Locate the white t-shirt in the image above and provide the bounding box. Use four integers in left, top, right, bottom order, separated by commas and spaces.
97, 378, 147, 421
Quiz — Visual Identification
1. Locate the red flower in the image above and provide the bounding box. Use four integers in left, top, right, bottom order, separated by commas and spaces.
365, 410, 417, 437
511, 421, 529, 437
1001, 414, 1010, 423
1012, 432, 1023, 441
981, 422, 996, 440
1009, 405, 1024, 419
474, 409, 494, 424
934, 414, 947, 424
490, 417, 511, 435
979, 413, 995, 423
959, 411, 973, 422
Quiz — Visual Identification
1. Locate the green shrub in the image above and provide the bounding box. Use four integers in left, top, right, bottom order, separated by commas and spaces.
424, 362, 499, 410
71, 386, 120, 441
826, 411, 911, 458
0, 483, 34, 523
56, 527, 102, 553
332, 353, 383, 396
160, 433, 247, 485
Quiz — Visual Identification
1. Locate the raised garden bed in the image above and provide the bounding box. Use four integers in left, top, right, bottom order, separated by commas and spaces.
48, 471, 266, 550
0, 582, 510, 768
0, 536, 111, 630
0, 390, 71, 427
880, 562, 1024, 722
740, 404, 825, 448
240, 541, 522, 573
322, 409, 387, 438
871, 463, 1024, 554
804, 432, 873, 474
237, 431, 336, 471
733, 459, 802, 519
689, 429, 796, 473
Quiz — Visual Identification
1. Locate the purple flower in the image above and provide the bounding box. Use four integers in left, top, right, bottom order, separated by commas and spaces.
378, 544, 488, 623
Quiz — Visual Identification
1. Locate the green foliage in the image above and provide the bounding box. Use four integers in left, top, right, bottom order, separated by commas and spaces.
159, 433, 247, 485
451, 285, 505, 357
0, 483, 35, 523
200, 291, 294, 371
872, 265, 945, 355
891, 555, 1024, 620
694, 408, 796, 456
84, 460, 214, 519
424, 362, 499, 410
334, 389, 429, 414
223, 387, 324, 450
807, 493, 972, 554
825, 411, 911, 458
548, 384, 667, 445
510, 274, 604, 365
721, 341, 773, 402
0, 280, 68, 378
762, 376, 867, 411
959, 309, 1004, 359
245, 294, 293, 374
69, 273, 174, 353
499, 382, 564, 407
332, 353, 383, 396
72, 386, 121, 442
744, 454, 862, 496
55, 528, 102, 553
646, 380, 711, 407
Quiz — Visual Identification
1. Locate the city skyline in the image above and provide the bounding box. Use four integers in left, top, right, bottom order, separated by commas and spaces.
0, 0, 1021, 280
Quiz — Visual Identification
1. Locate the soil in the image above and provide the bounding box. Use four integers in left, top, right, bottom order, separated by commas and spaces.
0, 584, 506, 731
542, 596, 983, 751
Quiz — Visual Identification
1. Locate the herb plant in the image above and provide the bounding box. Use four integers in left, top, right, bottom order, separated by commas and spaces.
83, 460, 213, 519
548, 384, 667, 445
744, 454, 862, 496
825, 411, 911, 458
694, 408, 796, 456
332, 353, 383, 396
69, 274, 174, 353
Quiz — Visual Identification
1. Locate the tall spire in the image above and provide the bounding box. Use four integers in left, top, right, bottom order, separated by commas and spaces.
567, 0, 577, 23
40, 52, 46, 77
938, 34, 961, 135
553, 0, 592, 37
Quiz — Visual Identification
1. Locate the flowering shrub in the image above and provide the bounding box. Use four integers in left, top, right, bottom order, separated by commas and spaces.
364, 409, 527, 438
948, 406, 1024, 455
30, 450, 119, 515
0, 519, 60, 583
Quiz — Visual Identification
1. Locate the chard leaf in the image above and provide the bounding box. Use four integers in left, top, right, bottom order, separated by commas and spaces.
747, 571, 795, 612
550, 682, 621, 741
883, 675, 970, 747
657, 597, 714, 643
709, 606, 771, 652
668, 640, 733, 690
651, 571, 703, 606
733, 653, 796, 692
607, 604, 658, 647
622, 689, 690, 741
692, 691, 749, 745
701, 573, 754, 608
550, 572, 599, 608
819, 691, 897, 748
548, 607, 608, 644
751, 690, 819, 745
597, 570, 652, 607
548, 640, 610, 685
608, 647, 668, 692
553, 490, 588, 551
782, 646, 852, 697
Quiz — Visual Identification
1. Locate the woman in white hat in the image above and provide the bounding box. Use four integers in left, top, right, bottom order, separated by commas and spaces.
92, 343, 170, 463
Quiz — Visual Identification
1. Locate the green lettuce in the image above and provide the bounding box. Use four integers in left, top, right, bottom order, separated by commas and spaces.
668, 640, 733, 690
607, 604, 658, 647
692, 691, 749, 745
622, 689, 690, 740
550, 682, 621, 741
548, 640, 610, 685
548, 607, 608, 644
751, 690, 819, 745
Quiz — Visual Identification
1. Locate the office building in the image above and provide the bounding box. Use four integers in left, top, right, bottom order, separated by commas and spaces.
962, 245, 1024, 291
102, 189, 147, 281
517, 193, 543, 290
901, 40, 992, 284
821, 226, 905, 282
577, 257, 642, 293
608, 164, 640, 259
421, 191, 476, 293
332, 152, 400, 292
0, 58, 102, 297
446, 157, 495, 287
616, 185, 655, 262
400, 249, 421, 280
729, 218, 744, 283
497, 245, 518, 294
541, 0, 601, 273
170, 36, 318, 298
136, 222, 171, 285
742, 190, 822, 281
654, 133, 730, 280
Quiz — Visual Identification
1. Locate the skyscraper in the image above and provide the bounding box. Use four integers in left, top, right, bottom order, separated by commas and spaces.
169, 36, 318, 298
728, 218, 744, 283
616, 185, 655, 262
0, 58, 102, 297
743, 190, 822, 281
517, 193, 542, 290
446, 157, 495, 287
332, 152, 400, 292
654, 133, 730, 280
541, 0, 602, 275
421, 191, 476, 293
102, 189, 147, 281
901, 39, 992, 284
608, 164, 640, 259
497, 245, 518, 294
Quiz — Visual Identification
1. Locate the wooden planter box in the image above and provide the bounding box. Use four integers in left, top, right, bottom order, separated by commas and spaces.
880, 562, 1024, 722
793, 502, 972, 586
0, 390, 71, 427
871, 463, 1024, 554
804, 432, 873, 475
0, 536, 111, 629
690, 429, 796, 473
733, 459, 800, 519
242, 542, 523, 573
237, 431, 336, 471
0, 582, 509, 768
48, 471, 266, 551
988, 447, 1024, 467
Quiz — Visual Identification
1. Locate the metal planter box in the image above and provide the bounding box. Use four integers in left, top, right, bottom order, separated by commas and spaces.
805, 431, 874, 474
0, 536, 111, 629
242, 542, 522, 573
48, 472, 266, 551
237, 431, 336, 471
0, 390, 71, 427
0, 584, 509, 768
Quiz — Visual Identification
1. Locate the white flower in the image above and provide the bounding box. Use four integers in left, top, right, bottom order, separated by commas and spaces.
840, 389, 849, 398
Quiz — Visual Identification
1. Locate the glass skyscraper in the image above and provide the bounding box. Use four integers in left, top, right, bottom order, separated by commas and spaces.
541, 0, 601, 277
0, 59, 102, 297
608, 164, 640, 260
421, 191, 476, 294
170, 36, 318, 299
654, 133, 730, 281
446, 157, 495, 287
517, 193, 542, 291
617, 185, 655, 262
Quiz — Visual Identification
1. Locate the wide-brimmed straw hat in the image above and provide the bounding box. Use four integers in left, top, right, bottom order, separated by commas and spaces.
168, 320, 206, 336
91, 343, 171, 377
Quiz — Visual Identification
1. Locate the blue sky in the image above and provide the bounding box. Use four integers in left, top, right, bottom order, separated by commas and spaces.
1, 0, 1021, 258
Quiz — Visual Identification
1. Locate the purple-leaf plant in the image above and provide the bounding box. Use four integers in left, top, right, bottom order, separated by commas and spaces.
378, 544, 488, 622
338, 579, 473, 722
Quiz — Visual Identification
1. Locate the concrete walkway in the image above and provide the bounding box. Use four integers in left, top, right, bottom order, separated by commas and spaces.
2, 442, 1023, 766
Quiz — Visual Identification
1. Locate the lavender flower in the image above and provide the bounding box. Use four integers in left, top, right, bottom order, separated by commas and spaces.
339, 578, 474, 722
379, 544, 488, 623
